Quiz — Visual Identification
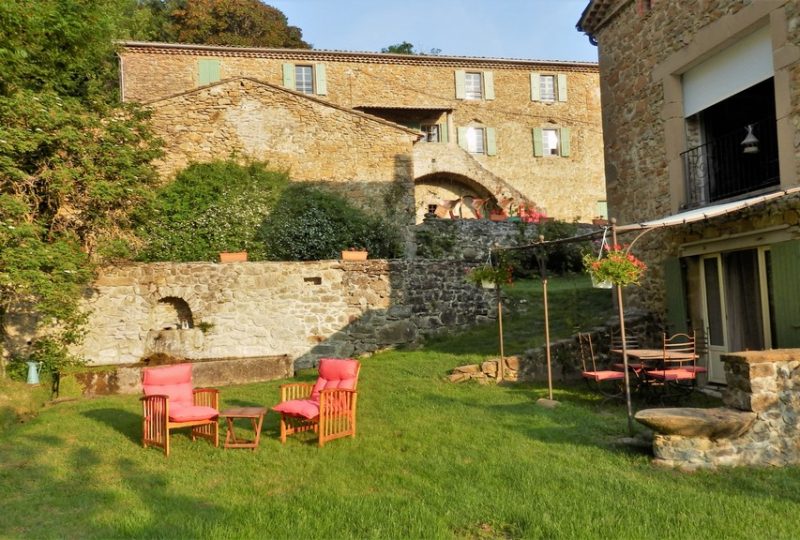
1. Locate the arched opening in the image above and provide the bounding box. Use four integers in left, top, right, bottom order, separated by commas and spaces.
153, 296, 194, 330
414, 172, 498, 223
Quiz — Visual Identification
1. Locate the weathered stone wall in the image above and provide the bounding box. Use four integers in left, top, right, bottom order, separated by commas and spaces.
120, 44, 606, 222
26, 260, 494, 370
146, 78, 416, 226
588, 0, 800, 314
649, 350, 800, 469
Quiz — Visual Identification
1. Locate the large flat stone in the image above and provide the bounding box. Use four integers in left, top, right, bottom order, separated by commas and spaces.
635, 407, 756, 440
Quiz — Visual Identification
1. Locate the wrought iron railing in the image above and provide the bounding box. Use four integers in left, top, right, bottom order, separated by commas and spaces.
681, 119, 780, 208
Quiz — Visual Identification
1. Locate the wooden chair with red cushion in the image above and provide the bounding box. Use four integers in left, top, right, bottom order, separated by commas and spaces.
272, 358, 360, 447
140, 363, 219, 457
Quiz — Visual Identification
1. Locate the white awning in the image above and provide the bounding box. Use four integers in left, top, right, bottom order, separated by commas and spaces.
616, 188, 800, 233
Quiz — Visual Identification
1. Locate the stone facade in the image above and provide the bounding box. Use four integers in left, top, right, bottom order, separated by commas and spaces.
644, 349, 800, 470
13, 260, 494, 369
578, 1, 800, 372
119, 42, 607, 222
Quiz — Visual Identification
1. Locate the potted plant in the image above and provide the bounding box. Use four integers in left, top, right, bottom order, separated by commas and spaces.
466, 264, 513, 289
582, 245, 647, 288
219, 251, 248, 263
341, 247, 368, 261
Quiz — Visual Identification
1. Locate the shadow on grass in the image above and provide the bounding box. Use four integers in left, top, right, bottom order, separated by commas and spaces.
83, 408, 141, 445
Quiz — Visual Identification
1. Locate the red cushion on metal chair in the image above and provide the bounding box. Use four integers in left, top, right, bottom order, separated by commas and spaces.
582, 370, 626, 383
272, 399, 319, 419
273, 357, 361, 447
140, 362, 219, 457
646, 368, 696, 381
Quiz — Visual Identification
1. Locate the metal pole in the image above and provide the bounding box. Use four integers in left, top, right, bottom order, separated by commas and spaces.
612, 218, 635, 436
496, 285, 504, 382
543, 276, 553, 401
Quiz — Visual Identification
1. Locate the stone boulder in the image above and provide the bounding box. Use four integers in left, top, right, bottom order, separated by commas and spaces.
635, 408, 756, 440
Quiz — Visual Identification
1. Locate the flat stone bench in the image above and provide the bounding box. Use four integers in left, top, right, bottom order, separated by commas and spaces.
635, 407, 756, 440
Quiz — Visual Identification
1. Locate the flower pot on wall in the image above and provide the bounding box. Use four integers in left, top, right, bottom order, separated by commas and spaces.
219, 251, 248, 263
341, 250, 368, 261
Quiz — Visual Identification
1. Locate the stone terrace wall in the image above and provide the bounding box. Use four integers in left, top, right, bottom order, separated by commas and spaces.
54, 260, 494, 369
651, 349, 800, 469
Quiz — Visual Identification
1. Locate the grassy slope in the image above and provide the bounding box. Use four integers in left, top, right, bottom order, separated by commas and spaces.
1, 277, 798, 539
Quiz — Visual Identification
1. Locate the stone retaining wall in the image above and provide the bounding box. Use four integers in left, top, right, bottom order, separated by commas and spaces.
650, 349, 800, 469
5, 260, 494, 370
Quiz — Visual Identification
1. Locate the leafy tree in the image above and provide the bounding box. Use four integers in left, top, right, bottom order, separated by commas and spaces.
0, 0, 162, 377
169, 0, 310, 48
136, 160, 289, 262
381, 42, 441, 55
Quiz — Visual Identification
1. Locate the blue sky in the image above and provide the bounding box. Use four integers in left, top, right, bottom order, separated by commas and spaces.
267, 0, 598, 62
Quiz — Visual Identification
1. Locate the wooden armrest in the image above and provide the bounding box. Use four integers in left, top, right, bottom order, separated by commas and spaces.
280, 382, 314, 401
319, 388, 357, 413
193, 387, 219, 408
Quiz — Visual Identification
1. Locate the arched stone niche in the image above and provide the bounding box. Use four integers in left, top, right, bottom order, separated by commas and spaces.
153, 296, 194, 330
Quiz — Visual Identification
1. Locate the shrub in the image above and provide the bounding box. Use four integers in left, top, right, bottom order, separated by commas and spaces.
258, 185, 402, 261
136, 160, 289, 262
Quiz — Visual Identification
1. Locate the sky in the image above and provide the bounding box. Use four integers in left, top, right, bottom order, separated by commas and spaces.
267, 0, 598, 63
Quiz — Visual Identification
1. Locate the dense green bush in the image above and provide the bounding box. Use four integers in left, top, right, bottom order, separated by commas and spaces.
136, 160, 289, 262
258, 185, 403, 261
508, 219, 590, 277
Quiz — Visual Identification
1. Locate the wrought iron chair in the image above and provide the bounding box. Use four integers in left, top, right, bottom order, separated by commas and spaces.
578, 333, 625, 399
644, 332, 700, 402
610, 329, 644, 371
140, 363, 219, 457
272, 358, 360, 447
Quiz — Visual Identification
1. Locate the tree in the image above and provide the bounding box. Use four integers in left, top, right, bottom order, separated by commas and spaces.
0, 0, 162, 377
169, 0, 310, 48
381, 42, 442, 56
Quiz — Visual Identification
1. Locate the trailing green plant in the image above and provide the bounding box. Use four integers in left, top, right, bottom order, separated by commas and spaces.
258, 185, 403, 261
582, 245, 647, 286
136, 160, 289, 262
415, 226, 456, 259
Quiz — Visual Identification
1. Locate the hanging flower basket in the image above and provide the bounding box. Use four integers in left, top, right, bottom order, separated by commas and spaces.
583, 246, 647, 287
466, 264, 513, 288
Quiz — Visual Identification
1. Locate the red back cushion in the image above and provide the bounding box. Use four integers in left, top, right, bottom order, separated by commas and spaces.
142, 363, 193, 405
310, 358, 360, 401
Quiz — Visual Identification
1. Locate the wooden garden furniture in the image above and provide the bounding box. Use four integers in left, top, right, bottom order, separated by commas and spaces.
219, 407, 267, 450
140, 363, 219, 457
272, 358, 360, 447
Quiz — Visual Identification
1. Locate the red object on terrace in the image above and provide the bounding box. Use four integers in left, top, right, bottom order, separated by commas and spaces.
140, 363, 219, 457
272, 357, 360, 447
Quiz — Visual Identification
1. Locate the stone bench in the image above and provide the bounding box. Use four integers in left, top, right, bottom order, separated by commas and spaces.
635, 407, 756, 440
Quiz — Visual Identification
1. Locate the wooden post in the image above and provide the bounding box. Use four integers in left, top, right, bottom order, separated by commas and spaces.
612, 218, 635, 436
543, 275, 553, 401
496, 285, 504, 382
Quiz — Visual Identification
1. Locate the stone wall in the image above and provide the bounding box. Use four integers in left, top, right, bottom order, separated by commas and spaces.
646, 349, 800, 469
120, 43, 607, 222
8, 260, 493, 370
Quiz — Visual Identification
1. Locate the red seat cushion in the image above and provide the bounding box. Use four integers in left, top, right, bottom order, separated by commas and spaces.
582, 370, 625, 382
168, 404, 218, 423
646, 369, 696, 381
310, 358, 360, 401
272, 399, 320, 420
681, 366, 708, 374
143, 363, 194, 405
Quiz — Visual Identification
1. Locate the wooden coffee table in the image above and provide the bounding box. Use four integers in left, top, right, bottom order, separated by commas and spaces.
219, 407, 267, 450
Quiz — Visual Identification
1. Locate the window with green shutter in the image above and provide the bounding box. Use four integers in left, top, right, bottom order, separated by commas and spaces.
282, 63, 295, 89
557, 73, 568, 102
486, 127, 497, 155
483, 71, 495, 100
559, 127, 571, 157
198, 59, 221, 85
663, 257, 689, 334
455, 70, 466, 99
769, 240, 800, 347
314, 63, 327, 95
532, 128, 543, 157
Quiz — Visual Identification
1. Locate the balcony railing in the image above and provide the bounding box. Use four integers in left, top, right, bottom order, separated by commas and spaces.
681, 119, 780, 208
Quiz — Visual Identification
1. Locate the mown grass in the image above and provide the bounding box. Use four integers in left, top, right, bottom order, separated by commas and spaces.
1, 277, 798, 539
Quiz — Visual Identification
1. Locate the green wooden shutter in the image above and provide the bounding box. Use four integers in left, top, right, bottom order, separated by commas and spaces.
557, 73, 568, 102
438, 123, 448, 143
532, 128, 543, 157
314, 63, 327, 95
282, 63, 295, 89
486, 127, 497, 155
198, 59, 221, 85
770, 240, 800, 347
483, 71, 495, 100
455, 70, 466, 99
663, 257, 689, 334
559, 127, 571, 157
530, 72, 541, 101
457, 127, 468, 150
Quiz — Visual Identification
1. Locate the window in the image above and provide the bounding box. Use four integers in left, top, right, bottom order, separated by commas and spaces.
422, 124, 440, 142
540, 75, 556, 102
542, 129, 559, 156
295, 65, 314, 94
455, 70, 494, 100
282, 63, 327, 96
198, 59, 221, 85
466, 127, 485, 153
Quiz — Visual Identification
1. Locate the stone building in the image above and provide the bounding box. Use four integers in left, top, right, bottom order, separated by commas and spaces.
578, 0, 800, 383
118, 42, 606, 224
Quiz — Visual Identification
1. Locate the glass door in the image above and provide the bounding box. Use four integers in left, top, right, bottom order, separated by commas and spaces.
700, 255, 728, 384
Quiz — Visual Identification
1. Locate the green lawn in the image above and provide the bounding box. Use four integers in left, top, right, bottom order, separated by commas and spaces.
1, 278, 798, 539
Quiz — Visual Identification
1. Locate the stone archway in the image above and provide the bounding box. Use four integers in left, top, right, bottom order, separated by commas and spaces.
414, 172, 497, 223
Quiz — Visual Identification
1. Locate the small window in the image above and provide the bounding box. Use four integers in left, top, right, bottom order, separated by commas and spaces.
466, 127, 485, 154
540, 75, 556, 102
295, 65, 314, 94
542, 128, 560, 156
465, 72, 483, 100
422, 124, 440, 142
